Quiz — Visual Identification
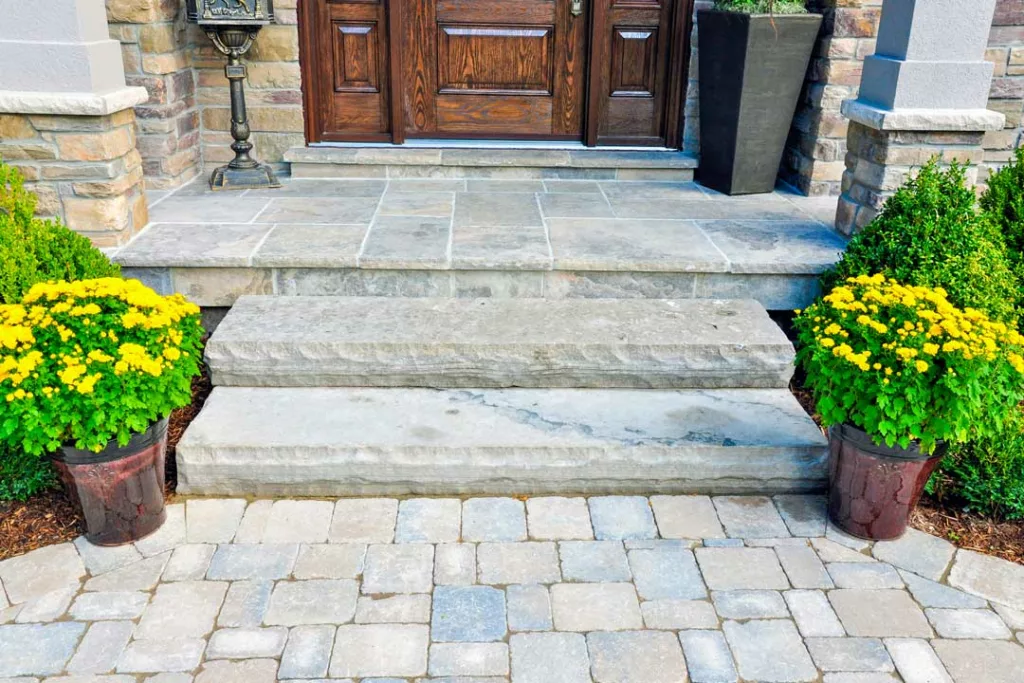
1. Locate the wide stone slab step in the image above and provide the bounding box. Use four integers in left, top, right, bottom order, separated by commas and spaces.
176, 387, 829, 496
206, 296, 795, 389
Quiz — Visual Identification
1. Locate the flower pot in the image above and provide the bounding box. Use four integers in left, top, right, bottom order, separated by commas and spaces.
697, 10, 823, 195
827, 423, 946, 541
53, 419, 168, 546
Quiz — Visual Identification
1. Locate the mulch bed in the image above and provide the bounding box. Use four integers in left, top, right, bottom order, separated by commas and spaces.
912, 499, 1024, 566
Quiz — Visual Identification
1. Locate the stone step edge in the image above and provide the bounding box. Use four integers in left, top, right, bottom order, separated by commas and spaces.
284, 146, 699, 169
176, 386, 828, 496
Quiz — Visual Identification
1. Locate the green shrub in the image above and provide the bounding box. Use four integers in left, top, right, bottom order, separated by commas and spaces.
981, 146, 1024, 287
0, 160, 120, 304
823, 161, 1020, 323
930, 408, 1024, 521
0, 442, 57, 502
714, 0, 808, 13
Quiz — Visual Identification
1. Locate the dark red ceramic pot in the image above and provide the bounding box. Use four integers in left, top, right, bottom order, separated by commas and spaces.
827, 423, 946, 541
53, 419, 168, 546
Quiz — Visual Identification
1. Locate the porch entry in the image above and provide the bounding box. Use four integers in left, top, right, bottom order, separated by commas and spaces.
300, 0, 692, 147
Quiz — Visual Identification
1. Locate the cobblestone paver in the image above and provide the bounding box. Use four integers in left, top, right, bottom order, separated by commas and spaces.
1, 494, 1021, 682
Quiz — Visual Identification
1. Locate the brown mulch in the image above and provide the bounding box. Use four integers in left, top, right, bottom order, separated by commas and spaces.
0, 361, 211, 562
911, 499, 1024, 566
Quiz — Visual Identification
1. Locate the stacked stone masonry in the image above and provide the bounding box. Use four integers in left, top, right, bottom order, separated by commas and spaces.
983, 0, 1024, 180
0, 110, 148, 247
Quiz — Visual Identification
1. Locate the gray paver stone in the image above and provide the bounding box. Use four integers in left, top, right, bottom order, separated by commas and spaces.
67, 621, 135, 674
394, 499, 461, 543
932, 639, 1024, 683
477, 542, 560, 585
925, 608, 1013, 639
588, 496, 657, 540
820, 675, 901, 682
435, 543, 476, 585
85, 553, 169, 593
872, 529, 955, 581
330, 499, 399, 543
695, 547, 789, 590
510, 632, 590, 683
16, 586, 76, 623
642, 599, 719, 629
507, 584, 552, 631
679, 629, 738, 683
207, 626, 288, 659
206, 544, 298, 580
135, 581, 227, 639
898, 570, 986, 609
559, 541, 630, 582
551, 582, 643, 631
829, 590, 932, 638
74, 538, 142, 576
329, 624, 429, 678
0, 544, 85, 605
428, 643, 509, 676
785, 590, 845, 637
233, 500, 272, 543
161, 545, 215, 582
0, 623, 86, 677
526, 497, 594, 540
263, 500, 335, 543
629, 546, 706, 599
185, 499, 246, 543
884, 638, 953, 683
713, 496, 790, 538
828, 563, 904, 589
432, 586, 506, 642
773, 495, 828, 537
776, 545, 834, 589
356, 594, 431, 623
805, 638, 894, 672
462, 498, 527, 542
116, 639, 206, 673
723, 619, 817, 682
587, 630, 687, 683
650, 495, 725, 539
134, 505, 185, 557
279, 625, 335, 679
70, 592, 150, 621
194, 659, 278, 683
362, 544, 434, 594
264, 579, 358, 625
811, 538, 875, 564
143, 675, 194, 683
826, 524, 873, 551
294, 544, 366, 579
948, 549, 1024, 611
993, 603, 1024, 629
703, 538, 744, 547
218, 580, 272, 627
712, 590, 788, 619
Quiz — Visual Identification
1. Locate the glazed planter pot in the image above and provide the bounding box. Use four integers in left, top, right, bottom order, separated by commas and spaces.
697, 10, 823, 195
827, 423, 947, 541
53, 419, 169, 546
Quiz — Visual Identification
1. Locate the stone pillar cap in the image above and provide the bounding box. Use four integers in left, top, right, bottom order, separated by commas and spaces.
0, 86, 149, 116
841, 99, 1005, 133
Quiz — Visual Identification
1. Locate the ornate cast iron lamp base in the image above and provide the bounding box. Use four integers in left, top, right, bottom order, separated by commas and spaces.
205, 27, 281, 191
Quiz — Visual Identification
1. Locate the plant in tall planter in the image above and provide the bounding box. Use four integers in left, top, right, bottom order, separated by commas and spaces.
795, 274, 1024, 540
697, 1, 821, 195
0, 278, 203, 545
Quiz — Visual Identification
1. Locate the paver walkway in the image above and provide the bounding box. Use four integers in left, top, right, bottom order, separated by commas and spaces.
1, 494, 1023, 683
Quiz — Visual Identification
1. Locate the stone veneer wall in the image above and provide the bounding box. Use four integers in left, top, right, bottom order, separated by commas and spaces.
0, 110, 147, 246
983, 0, 1024, 180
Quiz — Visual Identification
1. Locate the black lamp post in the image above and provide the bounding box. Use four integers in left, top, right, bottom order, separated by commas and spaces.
186, 0, 281, 190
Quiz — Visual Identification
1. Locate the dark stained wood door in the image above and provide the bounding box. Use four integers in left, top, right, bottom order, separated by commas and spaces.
400, 0, 589, 139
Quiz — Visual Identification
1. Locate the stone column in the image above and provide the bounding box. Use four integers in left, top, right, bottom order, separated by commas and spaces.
0, 0, 149, 246
835, 0, 1006, 235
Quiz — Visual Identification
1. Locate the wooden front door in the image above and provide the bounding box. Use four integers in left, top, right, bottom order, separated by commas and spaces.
300, 0, 691, 147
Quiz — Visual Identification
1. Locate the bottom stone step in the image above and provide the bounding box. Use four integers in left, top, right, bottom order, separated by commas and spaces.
177, 387, 828, 496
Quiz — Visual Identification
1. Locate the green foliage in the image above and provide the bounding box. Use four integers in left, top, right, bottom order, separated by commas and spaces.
0, 160, 120, 305
981, 146, 1024, 290
0, 441, 57, 501
714, 0, 808, 13
930, 407, 1024, 520
823, 161, 1020, 323
794, 275, 1024, 453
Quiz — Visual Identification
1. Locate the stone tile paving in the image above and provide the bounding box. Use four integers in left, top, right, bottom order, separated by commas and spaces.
1, 495, 1023, 682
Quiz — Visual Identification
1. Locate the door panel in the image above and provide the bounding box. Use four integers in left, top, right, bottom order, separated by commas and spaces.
401, 0, 587, 139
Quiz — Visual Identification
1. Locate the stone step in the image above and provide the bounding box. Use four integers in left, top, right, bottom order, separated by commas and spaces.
176, 387, 829, 496
205, 296, 795, 389
284, 146, 698, 181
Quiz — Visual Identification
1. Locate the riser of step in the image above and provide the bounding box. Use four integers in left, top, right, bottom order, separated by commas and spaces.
290, 164, 695, 182
205, 297, 795, 389
121, 266, 821, 310
176, 387, 829, 496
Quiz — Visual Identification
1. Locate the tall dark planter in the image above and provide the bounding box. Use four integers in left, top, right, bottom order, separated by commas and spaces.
697, 11, 822, 195
53, 419, 168, 546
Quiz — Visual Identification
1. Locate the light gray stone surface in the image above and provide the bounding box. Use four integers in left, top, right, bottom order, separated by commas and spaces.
785, 590, 846, 637
898, 570, 986, 609
233, 500, 272, 544
262, 501, 334, 543
477, 543, 560, 585
206, 544, 298, 581
828, 563, 904, 589
462, 498, 527, 542
723, 619, 817, 682
428, 642, 509, 677
0, 544, 85, 605
356, 594, 431, 623
507, 585, 552, 632
69, 592, 150, 621
264, 580, 358, 626
185, 500, 246, 544
712, 590, 788, 619
362, 544, 434, 594
829, 590, 932, 637
15, 586, 76, 623
526, 498, 594, 541
162, 545, 216, 582
550, 583, 643, 632
773, 495, 828, 537
589, 497, 658, 540
434, 543, 476, 585
206, 627, 288, 659
650, 495, 725, 539
205, 296, 795, 389
587, 630, 687, 683
331, 498, 398, 543
396, 499, 461, 543
177, 387, 828, 496
73, 539, 141, 576
559, 542, 631, 582
0, 623, 86, 677
218, 581, 272, 628
680, 629, 738, 683
932, 639, 1024, 683
642, 599, 719, 630
884, 638, 953, 683
67, 621, 135, 674
135, 582, 226, 639
695, 548, 789, 590
329, 624, 429, 678
948, 549, 1024, 610
294, 544, 366, 579
279, 625, 334, 679
510, 632, 590, 683
806, 637, 893, 673
117, 640, 206, 673
872, 529, 954, 581
84, 553, 168, 593
629, 546, 707, 600
714, 496, 791, 538
776, 545, 834, 589
925, 608, 1012, 639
